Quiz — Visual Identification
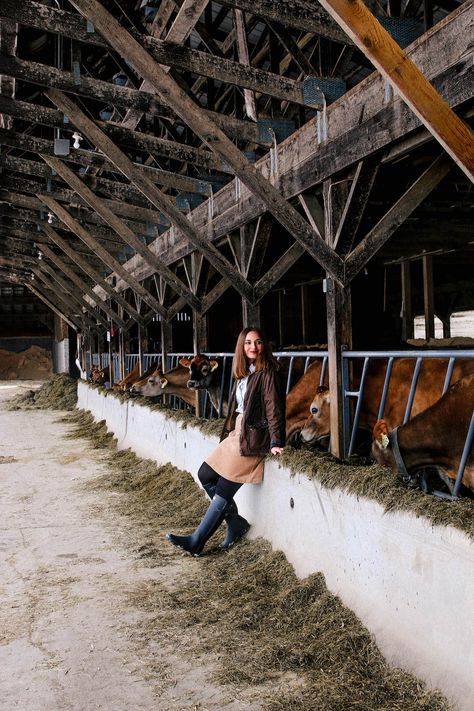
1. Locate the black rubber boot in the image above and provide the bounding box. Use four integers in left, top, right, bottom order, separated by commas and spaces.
220, 499, 250, 550
166, 494, 228, 556
201, 483, 250, 550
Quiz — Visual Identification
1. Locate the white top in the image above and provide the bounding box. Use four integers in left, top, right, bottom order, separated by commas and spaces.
235, 363, 256, 414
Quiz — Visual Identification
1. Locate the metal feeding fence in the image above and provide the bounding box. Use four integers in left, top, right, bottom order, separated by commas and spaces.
86, 348, 473, 497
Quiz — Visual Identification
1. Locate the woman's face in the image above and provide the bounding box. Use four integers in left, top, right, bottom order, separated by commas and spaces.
243, 331, 264, 362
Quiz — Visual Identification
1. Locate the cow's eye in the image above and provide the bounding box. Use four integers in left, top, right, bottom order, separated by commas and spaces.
201, 367, 208, 374
311, 406, 318, 414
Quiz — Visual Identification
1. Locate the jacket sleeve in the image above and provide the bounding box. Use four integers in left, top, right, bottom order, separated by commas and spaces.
263, 369, 286, 447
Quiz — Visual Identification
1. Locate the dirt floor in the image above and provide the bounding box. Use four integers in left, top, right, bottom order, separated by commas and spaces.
0, 380, 452, 711
0, 381, 252, 711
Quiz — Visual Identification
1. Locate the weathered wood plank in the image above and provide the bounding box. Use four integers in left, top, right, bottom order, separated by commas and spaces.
253, 243, 305, 302
319, 0, 474, 180
41, 223, 146, 327
67, 0, 344, 282
345, 154, 452, 281
41, 154, 202, 312
38, 194, 169, 319
46, 88, 255, 301
0, 54, 264, 145
0, 0, 321, 108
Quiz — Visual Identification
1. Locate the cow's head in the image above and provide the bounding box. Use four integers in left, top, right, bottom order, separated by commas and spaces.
371, 420, 394, 468
299, 386, 331, 447
180, 354, 219, 390
90, 366, 106, 385
130, 371, 167, 397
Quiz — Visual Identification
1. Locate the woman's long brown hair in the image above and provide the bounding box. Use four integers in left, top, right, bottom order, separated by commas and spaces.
233, 326, 279, 378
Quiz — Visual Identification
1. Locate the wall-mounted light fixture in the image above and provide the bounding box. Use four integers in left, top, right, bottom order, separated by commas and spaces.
72, 131, 83, 149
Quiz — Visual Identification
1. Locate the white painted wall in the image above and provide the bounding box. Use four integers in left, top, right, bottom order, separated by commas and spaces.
78, 382, 474, 711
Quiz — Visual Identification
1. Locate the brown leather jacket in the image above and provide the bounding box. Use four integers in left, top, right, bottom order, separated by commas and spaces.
220, 365, 286, 455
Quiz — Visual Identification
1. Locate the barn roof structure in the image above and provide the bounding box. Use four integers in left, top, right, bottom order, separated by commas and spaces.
1, 0, 473, 453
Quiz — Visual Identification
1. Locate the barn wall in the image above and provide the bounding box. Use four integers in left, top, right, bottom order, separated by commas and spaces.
78, 382, 473, 711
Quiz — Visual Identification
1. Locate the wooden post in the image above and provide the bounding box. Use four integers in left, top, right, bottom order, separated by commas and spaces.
422, 255, 435, 339
301, 284, 310, 345
242, 301, 261, 328
107, 324, 113, 387
400, 261, 413, 340
161, 318, 173, 373
324, 178, 352, 459
278, 290, 285, 347
137, 324, 143, 376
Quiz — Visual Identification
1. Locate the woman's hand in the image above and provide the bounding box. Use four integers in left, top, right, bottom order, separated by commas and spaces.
270, 446, 284, 455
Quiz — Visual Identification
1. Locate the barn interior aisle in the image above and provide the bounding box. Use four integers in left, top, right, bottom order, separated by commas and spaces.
0, 382, 246, 711
0, 382, 454, 710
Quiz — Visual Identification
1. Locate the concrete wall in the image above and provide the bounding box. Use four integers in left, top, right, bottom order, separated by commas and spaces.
78, 382, 474, 711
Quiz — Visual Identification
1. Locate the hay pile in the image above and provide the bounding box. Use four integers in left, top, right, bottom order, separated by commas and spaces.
0, 345, 53, 379
63, 410, 452, 711
4, 374, 78, 411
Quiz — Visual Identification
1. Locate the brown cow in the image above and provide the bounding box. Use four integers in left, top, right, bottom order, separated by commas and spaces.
372, 373, 474, 494
179, 354, 231, 416
89, 365, 107, 385
300, 358, 474, 452
130, 363, 198, 408
285, 359, 327, 445
112, 358, 160, 391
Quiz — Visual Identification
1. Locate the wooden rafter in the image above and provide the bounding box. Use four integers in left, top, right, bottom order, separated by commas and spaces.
41, 154, 203, 312
65, 0, 344, 283
318, 0, 474, 181
45, 88, 255, 301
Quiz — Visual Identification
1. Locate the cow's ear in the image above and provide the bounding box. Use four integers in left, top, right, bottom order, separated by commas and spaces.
160, 378, 168, 389
179, 358, 191, 367
210, 360, 219, 372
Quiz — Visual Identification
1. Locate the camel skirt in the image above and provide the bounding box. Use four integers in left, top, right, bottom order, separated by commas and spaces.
205, 414, 264, 484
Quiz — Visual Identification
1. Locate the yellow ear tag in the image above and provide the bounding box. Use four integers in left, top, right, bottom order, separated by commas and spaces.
380, 433, 389, 449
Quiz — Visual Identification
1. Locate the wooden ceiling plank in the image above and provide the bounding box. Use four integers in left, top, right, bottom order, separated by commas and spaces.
41, 154, 202, 312
318, 0, 474, 181
31, 265, 95, 329
66, 0, 344, 282
345, 154, 453, 281
45, 88, 254, 301
38, 194, 169, 319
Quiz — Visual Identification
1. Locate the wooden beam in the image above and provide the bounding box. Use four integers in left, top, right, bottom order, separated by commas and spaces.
253, 243, 305, 302
0, 95, 225, 174
35, 259, 107, 328
40, 154, 203, 312
333, 158, 380, 255
46, 89, 255, 301
345, 154, 452, 281
401, 261, 413, 340
234, 9, 257, 121
39, 243, 127, 330
0, 0, 322, 109
27, 280, 80, 330
37, 194, 169, 319
219, 0, 348, 43
0, 54, 263, 145
65, 0, 344, 283
318, 0, 474, 181
41, 223, 146, 327
31, 267, 96, 330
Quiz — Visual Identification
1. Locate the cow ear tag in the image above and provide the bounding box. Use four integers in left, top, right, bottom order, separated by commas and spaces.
210, 360, 219, 372
380, 433, 389, 449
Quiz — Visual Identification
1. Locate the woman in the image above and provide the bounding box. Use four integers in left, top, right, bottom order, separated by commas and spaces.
166, 327, 286, 556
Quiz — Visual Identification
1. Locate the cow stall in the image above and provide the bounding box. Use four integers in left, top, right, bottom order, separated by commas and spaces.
78, 380, 474, 711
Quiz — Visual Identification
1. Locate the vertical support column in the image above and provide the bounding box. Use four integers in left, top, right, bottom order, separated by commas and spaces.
239, 222, 260, 328
301, 284, 310, 344
161, 318, 173, 373
107, 324, 113, 387
97, 331, 102, 369
193, 311, 208, 353
401, 261, 413, 340
324, 178, 352, 459
118, 326, 125, 380
242, 301, 261, 328
278, 291, 285, 347
137, 324, 143, 375
422, 255, 435, 339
